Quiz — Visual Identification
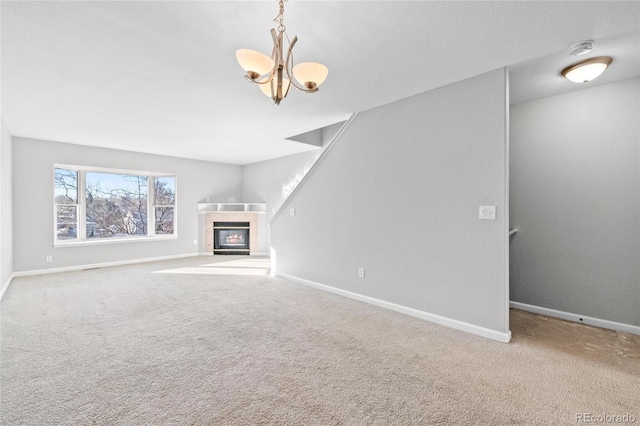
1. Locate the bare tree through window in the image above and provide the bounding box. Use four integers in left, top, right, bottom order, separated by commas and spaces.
154, 176, 175, 235
86, 173, 148, 239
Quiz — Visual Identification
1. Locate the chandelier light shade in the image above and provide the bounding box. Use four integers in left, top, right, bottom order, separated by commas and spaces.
292, 62, 329, 89
561, 56, 612, 83
236, 0, 328, 105
236, 49, 275, 79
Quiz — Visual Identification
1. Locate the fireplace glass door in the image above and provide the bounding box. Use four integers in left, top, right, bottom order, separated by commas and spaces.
213, 222, 250, 255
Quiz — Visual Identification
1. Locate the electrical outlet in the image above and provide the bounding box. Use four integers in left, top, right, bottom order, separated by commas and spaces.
46, 256, 53, 263
228, 197, 235, 202
290, 208, 296, 216
193, 239, 198, 245
358, 268, 365, 278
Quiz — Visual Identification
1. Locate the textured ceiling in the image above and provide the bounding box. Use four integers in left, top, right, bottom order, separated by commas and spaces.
2, 1, 639, 165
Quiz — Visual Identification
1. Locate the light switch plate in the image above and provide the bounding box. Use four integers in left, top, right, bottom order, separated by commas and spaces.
479, 206, 496, 220
290, 208, 296, 216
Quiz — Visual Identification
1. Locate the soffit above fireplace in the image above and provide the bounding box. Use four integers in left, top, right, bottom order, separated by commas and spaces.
198, 202, 266, 214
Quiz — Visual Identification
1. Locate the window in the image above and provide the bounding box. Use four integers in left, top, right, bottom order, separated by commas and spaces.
154, 176, 175, 235
54, 168, 79, 240
54, 165, 176, 245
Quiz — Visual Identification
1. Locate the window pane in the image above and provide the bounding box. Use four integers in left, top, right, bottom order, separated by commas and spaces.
54, 168, 78, 204
154, 177, 175, 205
155, 207, 174, 235
86, 172, 148, 239
56, 205, 77, 240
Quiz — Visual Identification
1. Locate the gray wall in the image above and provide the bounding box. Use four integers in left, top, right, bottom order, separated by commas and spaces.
1, 121, 13, 288
270, 69, 509, 335
510, 77, 640, 326
12, 137, 242, 272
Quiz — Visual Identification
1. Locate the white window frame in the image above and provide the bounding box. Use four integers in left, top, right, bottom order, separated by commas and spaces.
53, 164, 177, 247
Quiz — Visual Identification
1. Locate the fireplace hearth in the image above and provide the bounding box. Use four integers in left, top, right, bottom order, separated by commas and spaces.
213, 222, 250, 255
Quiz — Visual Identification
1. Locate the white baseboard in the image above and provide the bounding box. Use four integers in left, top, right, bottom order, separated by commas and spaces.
510, 301, 640, 336
0, 273, 15, 302
11, 253, 199, 279
277, 272, 511, 343
199, 252, 270, 257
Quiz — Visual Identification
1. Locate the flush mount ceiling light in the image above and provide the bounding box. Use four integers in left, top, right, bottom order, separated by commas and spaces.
561, 56, 612, 83
236, 0, 328, 105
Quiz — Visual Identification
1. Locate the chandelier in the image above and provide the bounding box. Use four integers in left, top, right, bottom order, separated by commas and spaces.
236, 0, 328, 105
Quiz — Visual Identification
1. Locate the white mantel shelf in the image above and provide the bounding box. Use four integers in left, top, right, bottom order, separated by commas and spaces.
198, 202, 266, 214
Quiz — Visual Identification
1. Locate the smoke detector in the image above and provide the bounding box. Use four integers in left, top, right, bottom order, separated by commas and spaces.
568, 40, 594, 56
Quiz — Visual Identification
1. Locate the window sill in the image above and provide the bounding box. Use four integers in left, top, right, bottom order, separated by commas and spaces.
54, 235, 177, 248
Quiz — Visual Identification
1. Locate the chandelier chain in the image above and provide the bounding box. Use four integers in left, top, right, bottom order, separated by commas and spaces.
273, 0, 286, 33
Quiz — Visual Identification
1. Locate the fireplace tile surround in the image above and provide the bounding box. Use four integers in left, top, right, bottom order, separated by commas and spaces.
199, 202, 267, 256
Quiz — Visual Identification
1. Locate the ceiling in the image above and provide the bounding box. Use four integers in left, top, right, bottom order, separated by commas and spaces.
2, 1, 639, 165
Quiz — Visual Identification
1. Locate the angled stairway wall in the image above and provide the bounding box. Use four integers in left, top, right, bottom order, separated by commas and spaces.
270, 68, 510, 341
242, 120, 351, 253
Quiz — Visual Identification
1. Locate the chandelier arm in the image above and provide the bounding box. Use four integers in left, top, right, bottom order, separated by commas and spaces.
284, 39, 319, 94
284, 36, 298, 87
284, 35, 298, 75
270, 29, 281, 66
244, 75, 274, 85
271, 73, 278, 102
287, 35, 298, 55
288, 79, 319, 93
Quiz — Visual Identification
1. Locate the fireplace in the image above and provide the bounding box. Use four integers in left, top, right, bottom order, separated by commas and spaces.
213, 222, 250, 255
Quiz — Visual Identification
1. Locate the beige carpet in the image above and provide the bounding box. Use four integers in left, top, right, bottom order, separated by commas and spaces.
1, 256, 638, 425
